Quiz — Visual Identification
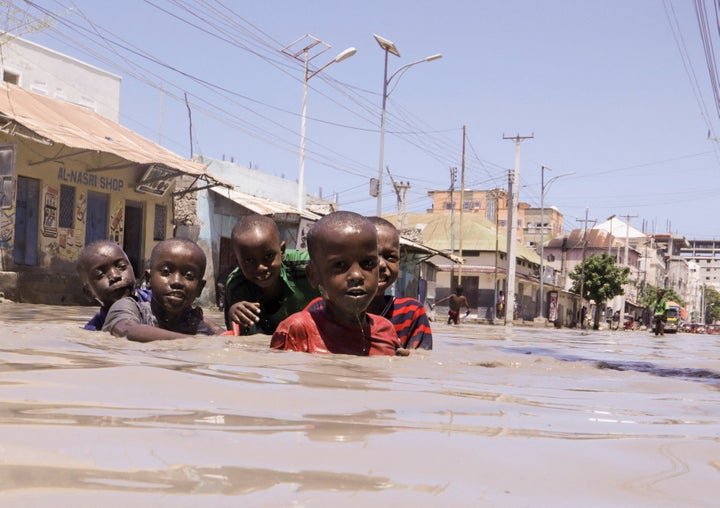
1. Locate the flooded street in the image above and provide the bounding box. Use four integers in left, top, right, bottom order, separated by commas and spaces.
0, 303, 718, 507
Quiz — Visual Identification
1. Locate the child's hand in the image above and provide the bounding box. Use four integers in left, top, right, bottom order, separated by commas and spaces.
396, 347, 410, 356
228, 301, 261, 328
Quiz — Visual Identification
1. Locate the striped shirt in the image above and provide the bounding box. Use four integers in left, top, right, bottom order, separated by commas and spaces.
380, 296, 433, 350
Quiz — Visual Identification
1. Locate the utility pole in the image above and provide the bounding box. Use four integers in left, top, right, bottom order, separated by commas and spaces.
618, 213, 638, 325
503, 133, 533, 326
458, 125, 466, 282
577, 208, 596, 328
449, 166, 458, 284
493, 189, 501, 323
386, 166, 410, 231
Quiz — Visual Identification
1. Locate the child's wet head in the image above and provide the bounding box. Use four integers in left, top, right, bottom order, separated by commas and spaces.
77, 240, 136, 307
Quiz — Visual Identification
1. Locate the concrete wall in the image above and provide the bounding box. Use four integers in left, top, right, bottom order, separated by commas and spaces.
0, 37, 121, 122
0, 135, 174, 304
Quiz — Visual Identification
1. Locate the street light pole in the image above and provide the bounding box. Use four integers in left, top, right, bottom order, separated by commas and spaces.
374, 34, 441, 216
281, 35, 356, 213
537, 166, 574, 320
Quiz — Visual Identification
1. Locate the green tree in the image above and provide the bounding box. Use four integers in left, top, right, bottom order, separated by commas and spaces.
568, 254, 630, 330
704, 286, 720, 324
639, 285, 684, 309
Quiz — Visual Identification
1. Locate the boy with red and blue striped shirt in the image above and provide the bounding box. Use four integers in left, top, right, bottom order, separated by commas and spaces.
367, 217, 433, 350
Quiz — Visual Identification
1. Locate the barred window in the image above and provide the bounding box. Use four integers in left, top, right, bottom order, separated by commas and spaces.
153, 204, 166, 240
59, 184, 75, 228
0, 145, 15, 209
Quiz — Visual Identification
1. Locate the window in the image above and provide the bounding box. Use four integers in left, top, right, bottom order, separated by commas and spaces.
59, 185, 75, 228
3, 70, 19, 85
463, 200, 471, 212
0, 145, 15, 209
153, 204, 167, 240
444, 201, 454, 210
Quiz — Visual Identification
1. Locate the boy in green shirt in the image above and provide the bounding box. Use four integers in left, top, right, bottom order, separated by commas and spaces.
224, 214, 319, 335
652, 288, 669, 336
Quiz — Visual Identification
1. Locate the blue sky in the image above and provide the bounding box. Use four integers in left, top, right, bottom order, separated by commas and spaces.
15, 0, 720, 238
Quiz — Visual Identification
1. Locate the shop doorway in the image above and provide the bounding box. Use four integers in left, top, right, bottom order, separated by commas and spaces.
123, 201, 144, 276
13, 176, 39, 265
85, 191, 108, 244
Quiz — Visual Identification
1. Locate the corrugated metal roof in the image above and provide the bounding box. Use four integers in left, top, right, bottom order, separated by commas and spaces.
211, 186, 321, 220
0, 82, 229, 188
386, 212, 541, 264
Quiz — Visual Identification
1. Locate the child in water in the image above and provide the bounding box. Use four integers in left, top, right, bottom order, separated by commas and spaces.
271, 211, 406, 356
76, 240, 151, 331
103, 238, 222, 342
433, 286, 471, 325
224, 214, 319, 334
366, 217, 433, 349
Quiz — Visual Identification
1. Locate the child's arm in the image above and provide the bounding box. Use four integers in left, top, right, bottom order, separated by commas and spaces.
430, 294, 449, 309
110, 320, 191, 342
203, 316, 227, 335
103, 297, 192, 342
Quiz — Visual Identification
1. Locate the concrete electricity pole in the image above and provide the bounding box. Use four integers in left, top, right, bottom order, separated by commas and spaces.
503, 133, 533, 326
617, 213, 637, 325
576, 208, 596, 328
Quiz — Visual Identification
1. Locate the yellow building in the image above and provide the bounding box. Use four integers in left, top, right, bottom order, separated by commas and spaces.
427, 188, 529, 244
0, 83, 227, 304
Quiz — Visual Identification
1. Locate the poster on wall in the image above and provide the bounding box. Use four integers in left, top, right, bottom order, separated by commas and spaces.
548, 290, 559, 322
42, 185, 58, 238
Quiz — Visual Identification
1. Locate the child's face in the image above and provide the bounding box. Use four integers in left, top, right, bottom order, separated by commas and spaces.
309, 223, 379, 323
147, 242, 206, 319
376, 224, 400, 296
233, 226, 285, 290
82, 243, 136, 307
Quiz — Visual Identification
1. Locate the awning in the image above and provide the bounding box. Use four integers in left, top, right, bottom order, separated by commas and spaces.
0, 82, 230, 191
400, 236, 464, 264
211, 186, 321, 220
433, 263, 503, 274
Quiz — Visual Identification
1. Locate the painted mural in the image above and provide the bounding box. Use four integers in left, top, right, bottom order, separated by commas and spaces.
0, 209, 13, 248
41, 185, 58, 238
109, 202, 124, 244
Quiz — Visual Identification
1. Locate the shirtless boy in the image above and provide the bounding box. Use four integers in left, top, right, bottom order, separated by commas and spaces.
433, 286, 471, 325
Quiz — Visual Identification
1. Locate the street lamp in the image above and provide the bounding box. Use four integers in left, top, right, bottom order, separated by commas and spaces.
281, 35, 356, 213
537, 166, 574, 320
374, 34, 441, 216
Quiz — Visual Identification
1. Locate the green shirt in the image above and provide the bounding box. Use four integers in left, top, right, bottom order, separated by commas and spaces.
223, 249, 319, 334
652, 295, 669, 316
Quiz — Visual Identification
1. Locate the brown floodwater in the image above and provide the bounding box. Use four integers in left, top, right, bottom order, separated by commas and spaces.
0, 303, 718, 507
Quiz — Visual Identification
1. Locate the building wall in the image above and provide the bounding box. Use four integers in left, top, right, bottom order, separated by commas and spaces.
199, 157, 298, 206
0, 37, 121, 122
681, 239, 720, 293
427, 188, 527, 243
429, 250, 553, 322
0, 136, 174, 304
523, 207, 564, 249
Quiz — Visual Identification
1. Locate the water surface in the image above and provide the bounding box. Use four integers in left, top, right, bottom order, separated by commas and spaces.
0, 303, 718, 507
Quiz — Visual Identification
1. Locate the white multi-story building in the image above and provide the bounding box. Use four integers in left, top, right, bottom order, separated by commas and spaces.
0, 36, 121, 122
